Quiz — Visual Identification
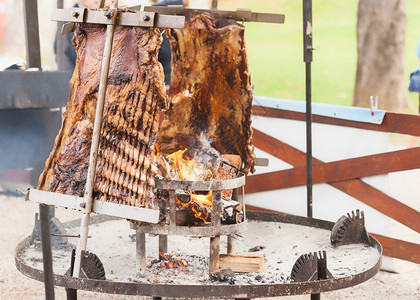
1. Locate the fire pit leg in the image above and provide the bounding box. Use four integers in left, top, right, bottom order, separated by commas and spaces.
209, 235, 220, 273
159, 235, 168, 254
227, 235, 235, 254
136, 231, 146, 272
210, 190, 222, 275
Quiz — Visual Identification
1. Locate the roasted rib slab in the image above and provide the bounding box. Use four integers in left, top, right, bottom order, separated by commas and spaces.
156, 12, 256, 174
38, 22, 168, 209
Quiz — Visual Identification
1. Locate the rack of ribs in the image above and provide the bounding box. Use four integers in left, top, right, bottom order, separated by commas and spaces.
156, 12, 256, 174
37, 22, 168, 210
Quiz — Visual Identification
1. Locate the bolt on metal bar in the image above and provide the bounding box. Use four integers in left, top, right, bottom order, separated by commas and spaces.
72, 0, 119, 278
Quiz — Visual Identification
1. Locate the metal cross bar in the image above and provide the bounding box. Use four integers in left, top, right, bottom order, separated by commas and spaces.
144, 6, 285, 24
26, 188, 159, 223
51, 7, 185, 30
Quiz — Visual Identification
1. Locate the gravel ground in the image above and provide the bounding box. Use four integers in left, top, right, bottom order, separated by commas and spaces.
0, 157, 419, 299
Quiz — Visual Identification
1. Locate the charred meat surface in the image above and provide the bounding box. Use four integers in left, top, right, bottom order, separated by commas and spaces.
156, 12, 256, 174
38, 20, 168, 210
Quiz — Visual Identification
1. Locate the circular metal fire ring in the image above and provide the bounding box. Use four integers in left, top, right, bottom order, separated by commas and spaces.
15, 211, 382, 298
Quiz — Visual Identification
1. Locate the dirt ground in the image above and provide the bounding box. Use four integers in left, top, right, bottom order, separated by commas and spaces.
0, 144, 419, 299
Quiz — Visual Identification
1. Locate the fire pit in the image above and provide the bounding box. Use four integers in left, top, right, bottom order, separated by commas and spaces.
131, 167, 247, 276
15, 211, 382, 298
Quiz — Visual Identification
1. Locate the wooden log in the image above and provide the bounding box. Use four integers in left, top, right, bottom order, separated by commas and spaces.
217, 154, 241, 199
219, 254, 266, 273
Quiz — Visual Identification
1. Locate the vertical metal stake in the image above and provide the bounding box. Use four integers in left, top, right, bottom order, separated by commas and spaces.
23, 0, 42, 69
39, 204, 55, 300
136, 231, 146, 272
209, 190, 222, 274
72, 0, 119, 278
303, 0, 313, 219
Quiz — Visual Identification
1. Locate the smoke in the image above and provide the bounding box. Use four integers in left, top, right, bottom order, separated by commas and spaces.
187, 132, 220, 166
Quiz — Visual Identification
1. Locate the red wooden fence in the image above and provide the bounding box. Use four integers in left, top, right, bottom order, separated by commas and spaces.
247, 105, 420, 264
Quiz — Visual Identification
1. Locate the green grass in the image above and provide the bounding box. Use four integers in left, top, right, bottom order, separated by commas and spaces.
219, 0, 420, 111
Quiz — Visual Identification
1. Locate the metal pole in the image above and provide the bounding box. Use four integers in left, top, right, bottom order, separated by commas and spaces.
23, 0, 42, 69
303, 1, 317, 299
73, 0, 119, 278
303, 0, 313, 219
211, 0, 218, 10
56, 0, 65, 71
39, 204, 55, 300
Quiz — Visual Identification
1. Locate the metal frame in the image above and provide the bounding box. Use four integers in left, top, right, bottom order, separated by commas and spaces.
143, 6, 285, 24
14, 211, 382, 298
132, 173, 247, 276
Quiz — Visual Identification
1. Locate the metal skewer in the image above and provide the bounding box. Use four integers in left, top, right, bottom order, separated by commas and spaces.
72, 0, 119, 278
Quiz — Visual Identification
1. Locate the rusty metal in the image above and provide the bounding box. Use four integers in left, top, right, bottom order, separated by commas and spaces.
291, 252, 318, 282
331, 210, 371, 246
144, 6, 285, 24
15, 211, 382, 298
290, 251, 333, 283
52, 8, 185, 30
79, 251, 106, 280
39, 204, 55, 300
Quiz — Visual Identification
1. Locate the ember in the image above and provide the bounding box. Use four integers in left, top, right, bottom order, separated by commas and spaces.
156, 252, 188, 269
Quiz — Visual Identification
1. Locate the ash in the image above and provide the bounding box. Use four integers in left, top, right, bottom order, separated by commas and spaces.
20, 218, 379, 286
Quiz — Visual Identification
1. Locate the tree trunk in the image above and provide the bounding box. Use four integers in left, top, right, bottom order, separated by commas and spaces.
353, 0, 410, 112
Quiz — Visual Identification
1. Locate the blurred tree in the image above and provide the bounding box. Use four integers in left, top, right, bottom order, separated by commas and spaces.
353, 0, 411, 112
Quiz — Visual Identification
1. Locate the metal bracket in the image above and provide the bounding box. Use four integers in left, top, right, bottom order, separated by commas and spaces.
144, 6, 285, 24
52, 7, 185, 33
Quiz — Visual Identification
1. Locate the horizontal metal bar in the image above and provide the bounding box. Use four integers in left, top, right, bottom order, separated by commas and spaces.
144, 6, 285, 24
131, 220, 247, 237
27, 189, 159, 224
155, 173, 245, 191
254, 157, 269, 167
51, 8, 185, 29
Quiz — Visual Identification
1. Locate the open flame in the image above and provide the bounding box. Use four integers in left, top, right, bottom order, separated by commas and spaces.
156, 148, 218, 224
159, 252, 188, 268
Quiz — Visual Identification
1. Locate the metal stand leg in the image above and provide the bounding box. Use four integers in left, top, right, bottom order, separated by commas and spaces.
39, 204, 55, 300
66, 288, 77, 300
209, 236, 220, 274
136, 231, 146, 272
227, 235, 235, 254
159, 235, 168, 254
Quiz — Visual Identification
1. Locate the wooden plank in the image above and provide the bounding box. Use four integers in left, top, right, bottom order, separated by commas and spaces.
219, 254, 266, 273
252, 128, 306, 165
370, 233, 420, 264
247, 147, 420, 192
251, 129, 420, 234
252, 106, 420, 137
331, 180, 420, 234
